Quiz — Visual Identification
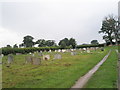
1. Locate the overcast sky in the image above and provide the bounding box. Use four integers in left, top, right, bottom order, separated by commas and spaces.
0, 0, 119, 47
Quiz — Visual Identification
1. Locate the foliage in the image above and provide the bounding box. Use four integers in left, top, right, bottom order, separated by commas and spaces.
13, 44, 18, 48
36, 39, 56, 47
91, 40, 99, 45
99, 15, 118, 45
58, 38, 77, 48
23, 35, 34, 47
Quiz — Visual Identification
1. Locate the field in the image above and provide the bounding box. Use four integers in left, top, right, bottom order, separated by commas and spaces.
2, 46, 118, 88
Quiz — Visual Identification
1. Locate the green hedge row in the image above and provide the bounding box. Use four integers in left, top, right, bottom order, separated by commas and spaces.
1, 47, 60, 55
76, 44, 104, 48
1, 44, 104, 55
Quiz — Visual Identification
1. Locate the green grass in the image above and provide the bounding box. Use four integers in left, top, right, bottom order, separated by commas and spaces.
84, 48, 118, 88
2, 47, 112, 88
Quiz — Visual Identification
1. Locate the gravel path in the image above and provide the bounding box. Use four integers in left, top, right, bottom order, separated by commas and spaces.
70, 50, 111, 89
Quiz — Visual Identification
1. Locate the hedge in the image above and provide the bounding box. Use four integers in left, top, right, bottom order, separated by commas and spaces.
1, 44, 104, 55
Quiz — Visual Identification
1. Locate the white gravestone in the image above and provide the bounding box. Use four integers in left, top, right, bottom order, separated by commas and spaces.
8, 54, 14, 64
54, 54, 62, 59
43, 55, 50, 60
71, 52, 77, 55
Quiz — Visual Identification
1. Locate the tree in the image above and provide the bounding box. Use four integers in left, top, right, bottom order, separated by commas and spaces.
23, 35, 34, 47
91, 40, 99, 45
99, 15, 117, 45
6, 45, 12, 48
46, 40, 56, 47
13, 44, 18, 48
69, 38, 76, 48
58, 38, 77, 48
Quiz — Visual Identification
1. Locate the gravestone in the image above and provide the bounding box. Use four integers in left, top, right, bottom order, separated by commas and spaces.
32, 57, 41, 65
87, 50, 90, 53
25, 56, 32, 64
54, 54, 62, 59
32, 54, 35, 57
71, 52, 77, 55
8, 54, 14, 64
16, 53, 21, 55
43, 55, 50, 60
38, 52, 43, 56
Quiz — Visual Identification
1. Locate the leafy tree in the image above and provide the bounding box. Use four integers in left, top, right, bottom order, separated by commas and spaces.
23, 35, 34, 47
58, 38, 77, 48
13, 44, 18, 48
6, 45, 12, 48
69, 38, 76, 48
91, 40, 99, 45
99, 15, 118, 45
46, 40, 56, 47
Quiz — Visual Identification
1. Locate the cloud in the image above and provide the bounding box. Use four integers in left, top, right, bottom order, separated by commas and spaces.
0, 27, 22, 47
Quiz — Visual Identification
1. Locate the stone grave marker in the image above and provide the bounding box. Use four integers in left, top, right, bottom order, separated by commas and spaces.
54, 54, 62, 59
38, 52, 43, 56
25, 56, 32, 64
43, 55, 50, 60
87, 50, 90, 53
71, 52, 77, 55
32, 57, 41, 65
16, 53, 21, 55
8, 54, 14, 64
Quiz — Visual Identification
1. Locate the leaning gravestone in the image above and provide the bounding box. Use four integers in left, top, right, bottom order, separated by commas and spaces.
32, 57, 41, 65
43, 55, 50, 60
8, 54, 14, 64
54, 54, 62, 59
71, 52, 77, 55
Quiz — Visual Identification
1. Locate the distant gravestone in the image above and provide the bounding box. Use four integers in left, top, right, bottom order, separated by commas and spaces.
71, 52, 77, 55
25, 56, 32, 64
32, 57, 41, 65
43, 55, 50, 60
16, 53, 21, 55
87, 50, 90, 53
54, 54, 62, 59
38, 52, 43, 56
8, 54, 14, 64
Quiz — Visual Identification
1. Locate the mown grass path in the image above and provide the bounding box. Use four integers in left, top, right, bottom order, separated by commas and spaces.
71, 50, 111, 89
85, 48, 118, 88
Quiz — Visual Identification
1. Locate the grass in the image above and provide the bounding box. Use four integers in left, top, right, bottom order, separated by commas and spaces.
84, 47, 118, 88
2, 47, 113, 88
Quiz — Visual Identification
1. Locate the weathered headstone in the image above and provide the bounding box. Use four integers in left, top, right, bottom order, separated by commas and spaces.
8, 54, 14, 64
32, 57, 41, 65
25, 56, 32, 64
54, 54, 62, 59
43, 55, 50, 60
71, 52, 77, 55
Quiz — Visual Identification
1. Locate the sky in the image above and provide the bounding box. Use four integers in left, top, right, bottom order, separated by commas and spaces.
0, 0, 120, 47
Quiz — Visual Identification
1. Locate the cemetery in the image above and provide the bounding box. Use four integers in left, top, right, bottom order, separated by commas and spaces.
1, 46, 118, 88
1, 0, 120, 89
